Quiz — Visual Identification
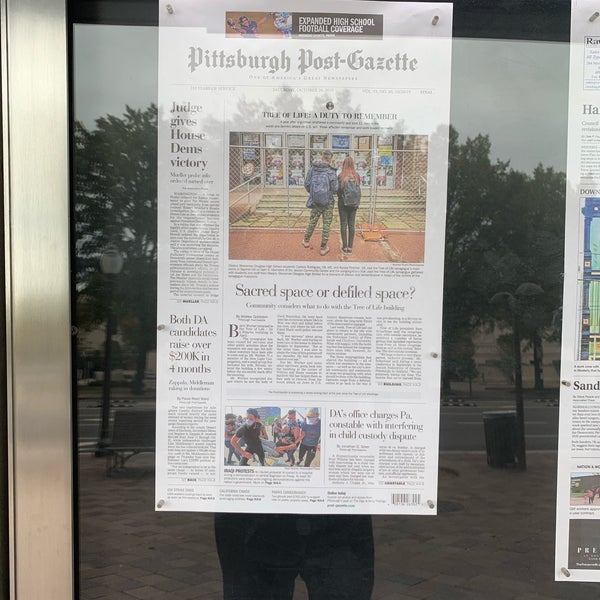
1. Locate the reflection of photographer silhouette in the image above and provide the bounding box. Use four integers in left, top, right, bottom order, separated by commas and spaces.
215, 513, 374, 600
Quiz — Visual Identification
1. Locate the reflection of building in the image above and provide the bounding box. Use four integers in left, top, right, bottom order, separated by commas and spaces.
474, 328, 560, 388
76, 328, 157, 384
581, 197, 600, 359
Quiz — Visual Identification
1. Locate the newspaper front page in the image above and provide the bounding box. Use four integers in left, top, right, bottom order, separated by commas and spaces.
556, 0, 600, 581
155, 0, 453, 514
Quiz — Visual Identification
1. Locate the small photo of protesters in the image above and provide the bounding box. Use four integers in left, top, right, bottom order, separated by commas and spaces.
224, 406, 321, 468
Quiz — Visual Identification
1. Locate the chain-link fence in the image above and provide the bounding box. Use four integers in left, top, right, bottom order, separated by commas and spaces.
229, 133, 428, 232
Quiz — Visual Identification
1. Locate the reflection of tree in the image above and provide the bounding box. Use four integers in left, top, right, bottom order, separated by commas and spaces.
75, 105, 157, 393
490, 283, 544, 469
74, 105, 565, 397
443, 127, 565, 393
443, 128, 509, 391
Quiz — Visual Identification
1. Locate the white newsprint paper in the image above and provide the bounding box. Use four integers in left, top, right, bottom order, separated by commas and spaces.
556, 0, 600, 581
156, 0, 453, 514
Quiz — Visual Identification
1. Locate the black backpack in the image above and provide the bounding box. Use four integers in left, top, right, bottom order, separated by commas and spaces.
309, 168, 332, 207
342, 179, 361, 207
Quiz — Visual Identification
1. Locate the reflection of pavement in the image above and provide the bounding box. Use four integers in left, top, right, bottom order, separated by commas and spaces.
79, 452, 583, 600
229, 229, 424, 263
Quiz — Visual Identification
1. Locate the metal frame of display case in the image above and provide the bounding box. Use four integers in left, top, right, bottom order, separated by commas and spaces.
1, 0, 73, 598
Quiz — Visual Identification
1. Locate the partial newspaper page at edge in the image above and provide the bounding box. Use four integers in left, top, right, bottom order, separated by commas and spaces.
556, 0, 600, 582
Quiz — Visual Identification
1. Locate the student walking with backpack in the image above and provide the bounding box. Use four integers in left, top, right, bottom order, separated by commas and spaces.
303, 150, 339, 256
337, 156, 361, 254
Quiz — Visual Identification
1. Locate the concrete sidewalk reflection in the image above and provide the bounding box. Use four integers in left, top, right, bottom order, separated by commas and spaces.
78, 451, 593, 599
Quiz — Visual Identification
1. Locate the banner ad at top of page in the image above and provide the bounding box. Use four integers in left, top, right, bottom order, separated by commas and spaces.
155, 0, 453, 514
226, 12, 384, 39
556, 0, 600, 582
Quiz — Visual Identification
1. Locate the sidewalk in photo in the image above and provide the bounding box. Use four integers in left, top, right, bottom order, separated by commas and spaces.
78, 450, 594, 599
229, 229, 425, 263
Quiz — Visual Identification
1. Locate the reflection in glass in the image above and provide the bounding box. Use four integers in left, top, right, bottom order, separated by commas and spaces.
73, 23, 599, 599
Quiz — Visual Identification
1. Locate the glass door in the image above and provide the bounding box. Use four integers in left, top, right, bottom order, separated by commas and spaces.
4, 0, 598, 597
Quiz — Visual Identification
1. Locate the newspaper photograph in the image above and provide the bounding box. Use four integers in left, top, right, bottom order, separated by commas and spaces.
556, 0, 600, 581
156, 0, 453, 514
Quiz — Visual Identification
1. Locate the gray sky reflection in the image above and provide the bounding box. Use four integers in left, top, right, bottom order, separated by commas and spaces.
74, 25, 568, 173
